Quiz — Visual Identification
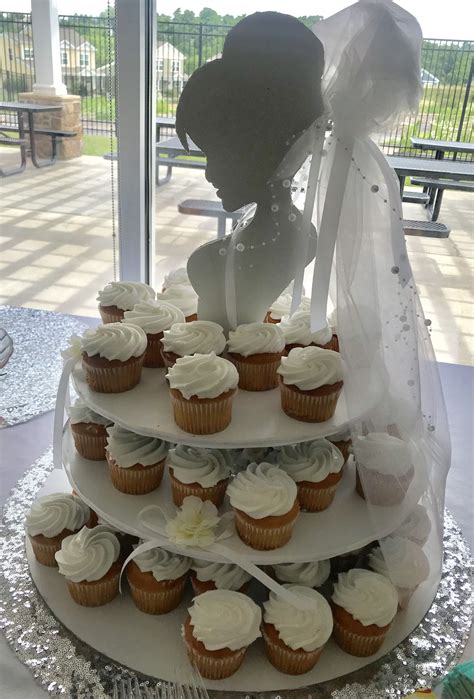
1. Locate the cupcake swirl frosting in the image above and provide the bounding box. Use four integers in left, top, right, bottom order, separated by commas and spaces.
188, 590, 262, 651
332, 568, 398, 627
276, 438, 344, 483
228, 322, 285, 356
26, 493, 90, 538
273, 560, 331, 588
280, 311, 332, 346
163, 267, 190, 289
394, 504, 431, 545
166, 352, 239, 400
354, 432, 412, 475
106, 425, 170, 468
264, 585, 333, 651
68, 399, 112, 426
162, 321, 226, 356
168, 444, 231, 487
368, 536, 430, 589
97, 281, 155, 310
55, 525, 120, 582
269, 294, 311, 321
192, 560, 251, 591
123, 300, 184, 335
277, 346, 345, 390
133, 546, 190, 581
226, 462, 297, 518
81, 323, 147, 361
156, 285, 198, 317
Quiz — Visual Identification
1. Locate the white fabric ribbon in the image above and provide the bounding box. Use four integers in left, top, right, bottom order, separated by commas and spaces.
53, 357, 76, 471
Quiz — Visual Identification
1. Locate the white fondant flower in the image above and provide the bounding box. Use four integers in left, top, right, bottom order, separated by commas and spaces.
61, 334, 82, 361
165, 496, 221, 548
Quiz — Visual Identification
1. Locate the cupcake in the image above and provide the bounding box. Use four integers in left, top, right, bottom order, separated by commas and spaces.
354, 432, 414, 506
190, 560, 252, 594
127, 546, 190, 614
234, 446, 275, 472
161, 320, 226, 368
183, 590, 261, 679
368, 536, 430, 609
327, 307, 339, 352
277, 346, 345, 423
330, 546, 370, 576
68, 399, 112, 461
327, 429, 352, 464
279, 311, 337, 353
273, 559, 331, 589
167, 444, 231, 507
265, 293, 311, 324
55, 525, 121, 606
227, 462, 299, 550
123, 300, 184, 368
276, 438, 344, 511
106, 425, 170, 495
26, 493, 91, 567
331, 568, 398, 656
262, 585, 333, 674
166, 353, 239, 435
393, 503, 431, 546
156, 285, 198, 322
81, 323, 147, 393
95, 516, 138, 560
162, 266, 191, 291
97, 281, 155, 323
227, 322, 285, 391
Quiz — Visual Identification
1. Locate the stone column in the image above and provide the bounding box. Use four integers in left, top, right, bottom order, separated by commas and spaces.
17, 93, 82, 160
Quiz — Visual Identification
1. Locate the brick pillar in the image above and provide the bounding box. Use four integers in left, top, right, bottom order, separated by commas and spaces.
17, 93, 82, 160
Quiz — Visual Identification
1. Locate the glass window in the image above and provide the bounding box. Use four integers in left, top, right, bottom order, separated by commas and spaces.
61, 51, 68, 66
172, 60, 180, 72
158, 59, 164, 71
23, 47, 34, 60
80, 52, 89, 67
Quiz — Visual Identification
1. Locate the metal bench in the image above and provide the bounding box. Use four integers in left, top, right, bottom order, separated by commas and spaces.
0, 134, 28, 176
0, 126, 77, 173
402, 219, 451, 238
410, 177, 474, 221
178, 199, 243, 238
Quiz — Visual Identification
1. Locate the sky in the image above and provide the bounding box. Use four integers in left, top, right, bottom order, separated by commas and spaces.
2, 0, 473, 40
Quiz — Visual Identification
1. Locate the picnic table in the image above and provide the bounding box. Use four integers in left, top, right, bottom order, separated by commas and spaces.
410, 137, 474, 160
156, 116, 176, 141
0, 101, 76, 177
155, 135, 205, 186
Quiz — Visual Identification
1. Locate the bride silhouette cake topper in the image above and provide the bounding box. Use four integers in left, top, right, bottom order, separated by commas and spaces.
176, 12, 325, 332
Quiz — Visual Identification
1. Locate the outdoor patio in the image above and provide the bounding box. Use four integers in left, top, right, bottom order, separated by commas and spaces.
0, 148, 472, 365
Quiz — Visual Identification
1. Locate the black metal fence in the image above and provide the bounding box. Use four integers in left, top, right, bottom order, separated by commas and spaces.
0, 11, 472, 158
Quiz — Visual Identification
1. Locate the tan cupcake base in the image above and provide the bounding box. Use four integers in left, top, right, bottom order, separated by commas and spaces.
262, 622, 324, 675
70, 423, 108, 461
329, 438, 352, 464
263, 312, 280, 324
66, 562, 121, 607
107, 454, 165, 494
233, 500, 300, 550
226, 352, 282, 391
144, 332, 165, 368
82, 352, 145, 393
279, 379, 343, 423
355, 465, 414, 506
190, 572, 250, 596
29, 530, 76, 567
98, 304, 124, 324
331, 603, 391, 657
127, 562, 187, 614
169, 388, 236, 435
169, 470, 229, 507
297, 471, 342, 512
183, 617, 247, 679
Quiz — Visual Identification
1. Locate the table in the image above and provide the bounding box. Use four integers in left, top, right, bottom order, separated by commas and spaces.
156, 116, 176, 141
155, 135, 205, 186
0, 101, 62, 176
410, 138, 474, 160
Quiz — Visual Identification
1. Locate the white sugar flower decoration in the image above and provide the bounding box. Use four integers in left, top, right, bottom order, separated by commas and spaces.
166, 496, 221, 548
61, 334, 82, 362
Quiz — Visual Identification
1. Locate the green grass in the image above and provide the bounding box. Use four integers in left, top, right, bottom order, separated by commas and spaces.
82, 134, 116, 157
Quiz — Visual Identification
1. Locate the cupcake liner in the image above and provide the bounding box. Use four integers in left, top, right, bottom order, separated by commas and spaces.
29, 531, 74, 567
332, 618, 389, 657
170, 472, 229, 507
262, 623, 324, 675
66, 567, 120, 607
355, 465, 414, 506
233, 503, 299, 551
98, 305, 124, 324
71, 428, 108, 461
227, 353, 282, 391
280, 380, 342, 423
82, 353, 145, 393
144, 332, 165, 368
297, 480, 340, 512
169, 388, 236, 435
185, 643, 247, 680
107, 455, 165, 495
128, 575, 187, 614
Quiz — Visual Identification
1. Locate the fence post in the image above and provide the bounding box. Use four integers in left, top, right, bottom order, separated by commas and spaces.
456, 57, 473, 143
198, 23, 203, 67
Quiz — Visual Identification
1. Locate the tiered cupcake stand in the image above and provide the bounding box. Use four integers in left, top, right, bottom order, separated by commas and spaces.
27, 362, 441, 693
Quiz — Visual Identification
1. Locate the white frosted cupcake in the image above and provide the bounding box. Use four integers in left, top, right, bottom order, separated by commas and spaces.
279, 311, 336, 352
327, 306, 340, 352
331, 568, 398, 656
190, 560, 252, 595
68, 399, 112, 461
273, 559, 331, 589
277, 346, 345, 422
327, 428, 352, 464
106, 425, 170, 494
227, 462, 299, 550
234, 447, 275, 472
156, 285, 198, 321
161, 320, 226, 367
55, 525, 121, 606
167, 444, 231, 507
26, 493, 91, 567
277, 438, 344, 511
262, 585, 333, 674
127, 546, 190, 614
166, 352, 239, 434
162, 267, 191, 291
183, 590, 262, 679
123, 300, 184, 368
265, 293, 311, 324
81, 322, 147, 393
394, 503, 431, 546
368, 535, 430, 608
354, 432, 414, 506
97, 281, 155, 323
227, 322, 285, 391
